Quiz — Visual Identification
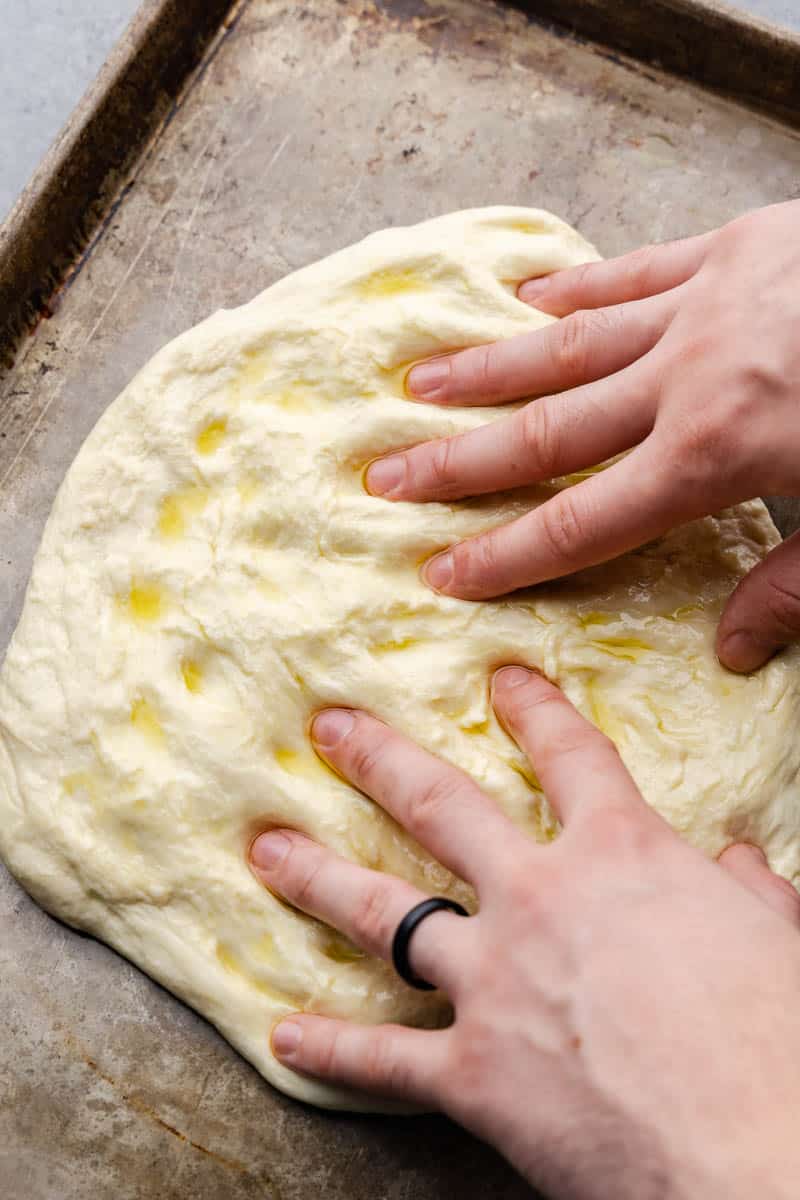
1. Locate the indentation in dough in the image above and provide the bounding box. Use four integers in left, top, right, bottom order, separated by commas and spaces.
271, 381, 315, 411
158, 485, 210, 539
250, 932, 278, 965
577, 611, 616, 629
233, 349, 271, 401
251, 577, 282, 601
664, 603, 703, 621
507, 218, 551, 234
355, 267, 427, 298
63, 772, 97, 803
130, 697, 164, 746
124, 582, 167, 623
274, 748, 329, 780
216, 941, 303, 1007
532, 801, 560, 843
587, 636, 653, 663
459, 716, 490, 735
321, 933, 366, 964
181, 658, 203, 694
587, 678, 627, 745
237, 473, 262, 503
196, 417, 228, 455
372, 636, 418, 654
508, 758, 542, 791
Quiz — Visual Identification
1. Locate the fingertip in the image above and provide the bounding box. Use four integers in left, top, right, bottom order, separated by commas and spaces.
422, 550, 455, 594
406, 358, 450, 400
492, 665, 534, 695
719, 842, 768, 868
365, 454, 405, 498
311, 708, 357, 750
717, 630, 774, 674
517, 276, 551, 307
271, 1018, 304, 1063
251, 830, 292, 873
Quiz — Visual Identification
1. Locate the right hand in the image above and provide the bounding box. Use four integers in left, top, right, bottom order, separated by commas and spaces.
364, 200, 800, 674
251, 669, 800, 1199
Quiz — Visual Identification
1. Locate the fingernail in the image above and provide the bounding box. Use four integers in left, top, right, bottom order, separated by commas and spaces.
406, 358, 450, 398
493, 666, 532, 691
423, 550, 454, 593
518, 276, 550, 305
719, 631, 773, 674
272, 1020, 303, 1060
251, 831, 291, 871
740, 843, 768, 865
311, 708, 356, 750
366, 455, 405, 497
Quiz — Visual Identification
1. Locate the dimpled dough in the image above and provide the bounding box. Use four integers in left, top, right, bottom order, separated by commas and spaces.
2, 207, 800, 1111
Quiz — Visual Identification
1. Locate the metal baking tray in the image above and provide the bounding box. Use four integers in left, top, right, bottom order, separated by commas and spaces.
2, 2, 799, 1197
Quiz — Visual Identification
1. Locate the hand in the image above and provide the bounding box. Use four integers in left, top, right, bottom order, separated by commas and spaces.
364, 200, 800, 674
250, 669, 800, 1199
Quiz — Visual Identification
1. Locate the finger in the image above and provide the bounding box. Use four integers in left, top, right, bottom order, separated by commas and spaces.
422, 436, 710, 598
404, 294, 671, 406
517, 232, 712, 316
367, 364, 655, 502
310, 708, 521, 888
718, 843, 800, 927
271, 1015, 448, 1106
716, 532, 800, 673
491, 667, 646, 826
250, 829, 470, 992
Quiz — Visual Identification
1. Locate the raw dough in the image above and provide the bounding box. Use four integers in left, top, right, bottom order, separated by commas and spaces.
1, 207, 800, 1112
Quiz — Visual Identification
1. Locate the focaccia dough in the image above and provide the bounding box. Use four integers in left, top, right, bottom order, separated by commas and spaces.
2, 208, 800, 1111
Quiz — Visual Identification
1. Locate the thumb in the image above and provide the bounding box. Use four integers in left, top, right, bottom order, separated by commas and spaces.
718, 843, 800, 927
716, 529, 800, 673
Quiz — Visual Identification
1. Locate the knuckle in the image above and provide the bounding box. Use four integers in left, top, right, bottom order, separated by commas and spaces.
457, 530, 503, 591
346, 725, 390, 788
291, 851, 327, 910
363, 1036, 409, 1093
669, 408, 730, 485
538, 492, 590, 568
582, 799, 656, 857
407, 772, 463, 839
315, 1025, 345, 1078
502, 856, 553, 918
761, 577, 800, 636
427, 436, 458, 494
553, 308, 612, 378
520, 400, 562, 480
441, 1022, 497, 1112
459, 342, 496, 396
353, 878, 395, 949
624, 243, 659, 289
551, 721, 613, 765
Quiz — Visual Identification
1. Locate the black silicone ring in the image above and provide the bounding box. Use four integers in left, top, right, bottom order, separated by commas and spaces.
391, 897, 469, 991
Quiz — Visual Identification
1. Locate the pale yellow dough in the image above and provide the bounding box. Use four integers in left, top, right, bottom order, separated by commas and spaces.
2, 207, 800, 1112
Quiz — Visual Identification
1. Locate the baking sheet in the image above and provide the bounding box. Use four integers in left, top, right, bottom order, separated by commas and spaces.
2, 1, 800, 1196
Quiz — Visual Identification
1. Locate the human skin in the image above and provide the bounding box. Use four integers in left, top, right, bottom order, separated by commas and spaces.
250, 669, 800, 1199
363, 200, 800, 675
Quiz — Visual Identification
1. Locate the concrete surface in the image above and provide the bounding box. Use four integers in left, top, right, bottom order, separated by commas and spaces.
0, 1, 798, 223
2, 0, 800, 1195
0, 0, 140, 222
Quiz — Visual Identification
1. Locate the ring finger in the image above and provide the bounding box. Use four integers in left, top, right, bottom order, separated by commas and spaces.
250, 829, 471, 994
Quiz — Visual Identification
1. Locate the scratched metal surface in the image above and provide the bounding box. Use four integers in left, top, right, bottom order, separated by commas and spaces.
2, 2, 800, 1197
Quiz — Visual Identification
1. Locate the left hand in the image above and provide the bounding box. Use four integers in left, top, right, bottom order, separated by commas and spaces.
249, 668, 800, 1198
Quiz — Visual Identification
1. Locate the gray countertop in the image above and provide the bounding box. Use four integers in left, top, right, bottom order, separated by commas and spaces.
0, 0, 798, 225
